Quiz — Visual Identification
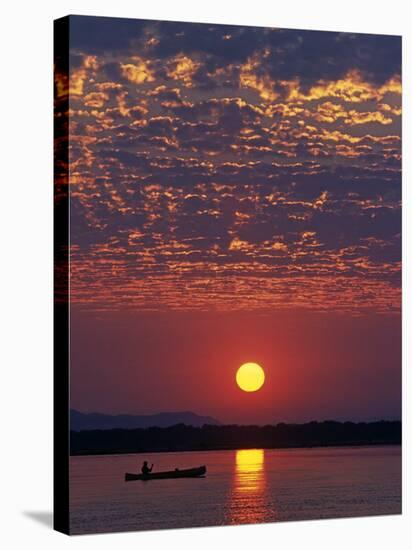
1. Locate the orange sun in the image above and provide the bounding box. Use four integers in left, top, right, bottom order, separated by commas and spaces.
236, 362, 265, 392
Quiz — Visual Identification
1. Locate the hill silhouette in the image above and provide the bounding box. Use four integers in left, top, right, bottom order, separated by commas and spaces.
70, 420, 401, 456
70, 409, 221, 431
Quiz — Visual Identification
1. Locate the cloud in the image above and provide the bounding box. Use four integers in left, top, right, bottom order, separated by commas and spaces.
120, 58, 155, 84
64, 16, 401, 315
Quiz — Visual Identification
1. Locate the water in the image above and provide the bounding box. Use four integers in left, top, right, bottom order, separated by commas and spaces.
69, 445, 401, 535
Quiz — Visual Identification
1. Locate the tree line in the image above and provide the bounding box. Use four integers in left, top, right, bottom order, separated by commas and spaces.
70, 420, 401, 455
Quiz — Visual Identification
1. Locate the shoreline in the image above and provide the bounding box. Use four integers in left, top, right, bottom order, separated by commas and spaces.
70, 440, 401, 457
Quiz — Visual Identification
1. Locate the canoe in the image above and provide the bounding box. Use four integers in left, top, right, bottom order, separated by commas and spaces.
125, 465, 206, 481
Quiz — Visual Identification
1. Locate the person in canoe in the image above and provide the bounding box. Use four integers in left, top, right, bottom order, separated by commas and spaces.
141, 460, 154, 475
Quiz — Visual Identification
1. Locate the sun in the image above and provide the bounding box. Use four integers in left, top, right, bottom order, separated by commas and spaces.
236, 362, 265, 392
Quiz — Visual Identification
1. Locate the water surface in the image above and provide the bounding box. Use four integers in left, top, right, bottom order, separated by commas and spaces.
70, 445, 401, 534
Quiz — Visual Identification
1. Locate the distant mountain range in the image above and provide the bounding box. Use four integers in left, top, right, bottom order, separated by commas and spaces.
70, 409, 221, 431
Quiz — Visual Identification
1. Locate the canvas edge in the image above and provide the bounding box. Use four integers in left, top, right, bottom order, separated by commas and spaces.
53, 14, 70, 536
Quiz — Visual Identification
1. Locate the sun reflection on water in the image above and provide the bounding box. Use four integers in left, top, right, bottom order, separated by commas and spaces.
235, 449, 265, 492
227, 449, 269, 524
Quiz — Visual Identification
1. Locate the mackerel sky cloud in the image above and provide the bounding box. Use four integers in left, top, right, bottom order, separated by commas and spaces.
57, 17, 401, 315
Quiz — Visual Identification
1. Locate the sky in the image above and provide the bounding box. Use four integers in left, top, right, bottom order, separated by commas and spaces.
57, 16, 401, 424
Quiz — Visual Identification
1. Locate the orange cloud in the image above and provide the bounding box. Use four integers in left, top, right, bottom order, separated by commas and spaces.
312, 102, 393, 125
239, 52, 279, 102
167, 56, 200, 86
121, 57, 154, 84
56, 55, 98, 98
84, 92, 109, 108
285, 70, 401, 104
229, 237, 250, 251
344, 110, 393, 125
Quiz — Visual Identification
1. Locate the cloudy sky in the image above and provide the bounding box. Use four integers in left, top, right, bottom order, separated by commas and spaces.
57, 16, 401, 423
